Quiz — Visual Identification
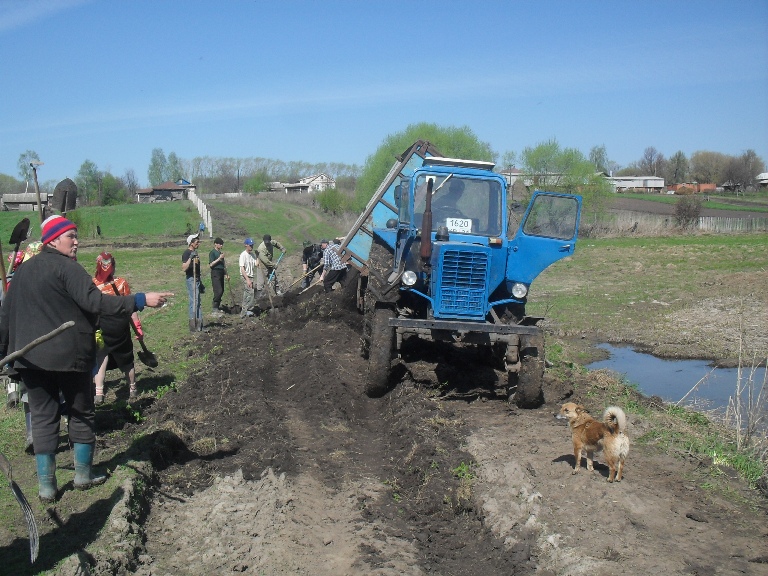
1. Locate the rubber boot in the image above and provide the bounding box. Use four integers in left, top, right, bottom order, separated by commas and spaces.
189, 319, 196, 333
73, 443, 107, 490
36, 453, 57, 503
24, 408, 34, 455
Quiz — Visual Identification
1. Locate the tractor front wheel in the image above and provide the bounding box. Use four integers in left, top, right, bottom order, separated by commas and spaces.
365, 305, 395, 398
513, 334, 545, 408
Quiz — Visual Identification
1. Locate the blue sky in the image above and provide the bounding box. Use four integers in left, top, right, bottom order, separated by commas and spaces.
1, 0, 766, 187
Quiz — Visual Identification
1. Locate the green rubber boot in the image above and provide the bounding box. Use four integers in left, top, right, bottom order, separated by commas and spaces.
36, 453, 57, 503
73, 443, 107, 490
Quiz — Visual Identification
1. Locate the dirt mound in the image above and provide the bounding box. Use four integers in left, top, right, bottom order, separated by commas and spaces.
124, 288, 767, 576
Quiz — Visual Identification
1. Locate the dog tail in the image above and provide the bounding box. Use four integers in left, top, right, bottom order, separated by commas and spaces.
603, 406, 627, 434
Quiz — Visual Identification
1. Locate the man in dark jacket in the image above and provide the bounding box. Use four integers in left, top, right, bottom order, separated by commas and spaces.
300, 240, 324, 289
0, 215, 172, 502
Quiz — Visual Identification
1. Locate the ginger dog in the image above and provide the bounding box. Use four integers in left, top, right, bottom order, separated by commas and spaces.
558, 402, 630, 482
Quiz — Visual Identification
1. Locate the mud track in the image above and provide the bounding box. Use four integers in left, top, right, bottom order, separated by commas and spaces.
114, 287, 766, 575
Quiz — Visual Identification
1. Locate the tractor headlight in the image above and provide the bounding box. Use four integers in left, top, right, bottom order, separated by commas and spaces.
511, 282, 528, 299
402, 270, 417, 286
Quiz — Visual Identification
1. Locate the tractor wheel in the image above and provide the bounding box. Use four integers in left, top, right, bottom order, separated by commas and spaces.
365, 305, 395, 398
514, 355, 544, 408
513, 334, 545, 408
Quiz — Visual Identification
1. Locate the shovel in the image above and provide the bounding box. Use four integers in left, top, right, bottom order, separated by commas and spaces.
286, 262, 323, 292
109, 281, 159, 367
226, 276, 241, 315
129, 320, 159, 368
267, 252, 284, 289
0, 452, 38, 563
8, 218, 31, 277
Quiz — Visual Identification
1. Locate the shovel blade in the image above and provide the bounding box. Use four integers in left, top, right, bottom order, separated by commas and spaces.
137, 350, 159, 368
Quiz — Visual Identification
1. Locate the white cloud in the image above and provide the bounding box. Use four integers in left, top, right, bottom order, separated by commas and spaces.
0, 0, 93, 34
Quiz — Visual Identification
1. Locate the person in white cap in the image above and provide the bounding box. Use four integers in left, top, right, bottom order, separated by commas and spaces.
181, 233, 205, 332
238, 238, 259, 318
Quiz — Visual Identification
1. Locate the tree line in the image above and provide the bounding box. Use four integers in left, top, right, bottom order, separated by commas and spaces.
613, 147, 765, 192
3, 133, 765, 212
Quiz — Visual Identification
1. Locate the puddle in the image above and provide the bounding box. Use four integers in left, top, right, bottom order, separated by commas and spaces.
586, 343, 767, 412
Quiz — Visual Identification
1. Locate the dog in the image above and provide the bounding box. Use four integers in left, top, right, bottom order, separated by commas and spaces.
557, 402, 630, 482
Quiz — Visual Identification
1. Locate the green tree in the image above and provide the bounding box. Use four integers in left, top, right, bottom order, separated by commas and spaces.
148, 148, 168, 186
355, 123, 496, 210
521, 139, 612, 225
666, 150, 688, 185
76, 160, 100, 206
243, 171, 269, 194
499, 150, 518, 174
690, 150, 728, 184
316, 187, 348, 215
589, 145, 609, 173
167, 152, 184, 182
100, 173, 129, 205
0, 173, 21, 195
17, 150, 41, 181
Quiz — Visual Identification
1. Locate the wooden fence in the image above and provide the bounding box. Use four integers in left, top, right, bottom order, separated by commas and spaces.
697, 216, 768, 233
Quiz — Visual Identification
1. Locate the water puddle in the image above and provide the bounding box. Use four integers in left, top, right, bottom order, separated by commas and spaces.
586, 343, 767, 412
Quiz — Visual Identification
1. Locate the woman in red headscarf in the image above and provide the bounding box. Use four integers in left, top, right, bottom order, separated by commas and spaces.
92, 252, 143, 403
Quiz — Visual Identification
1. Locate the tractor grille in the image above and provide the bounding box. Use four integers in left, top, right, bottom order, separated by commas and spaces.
437, 249, 489, 318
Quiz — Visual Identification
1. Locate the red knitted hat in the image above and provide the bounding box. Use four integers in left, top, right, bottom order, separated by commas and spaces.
41, 215, 77, 244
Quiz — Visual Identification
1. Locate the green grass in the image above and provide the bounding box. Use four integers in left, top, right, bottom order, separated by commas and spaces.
529, 233, 768, 362
618, 192, 768, 213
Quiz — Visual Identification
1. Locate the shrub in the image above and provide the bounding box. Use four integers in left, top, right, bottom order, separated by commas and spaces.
674, 195, 702, 228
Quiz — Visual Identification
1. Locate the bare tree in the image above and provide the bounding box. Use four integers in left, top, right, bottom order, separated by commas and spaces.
122, 168, 139, 201
639, 147, 666, 176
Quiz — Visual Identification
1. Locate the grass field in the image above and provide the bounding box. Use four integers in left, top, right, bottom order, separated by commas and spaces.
618, 191, 768, 213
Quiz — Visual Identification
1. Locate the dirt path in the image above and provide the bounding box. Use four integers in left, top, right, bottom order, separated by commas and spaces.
118, 290, 767, 576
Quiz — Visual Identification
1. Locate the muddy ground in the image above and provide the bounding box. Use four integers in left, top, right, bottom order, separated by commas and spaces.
116, 290, 768, 575
2, 199, 767, 575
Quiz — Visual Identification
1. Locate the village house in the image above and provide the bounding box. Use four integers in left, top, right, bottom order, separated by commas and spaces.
136, 179, 195, 203
666, 182, 717, 194
270, 173, 336, 194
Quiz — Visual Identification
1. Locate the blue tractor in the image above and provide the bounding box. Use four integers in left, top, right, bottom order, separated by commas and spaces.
336, 141, 582, 407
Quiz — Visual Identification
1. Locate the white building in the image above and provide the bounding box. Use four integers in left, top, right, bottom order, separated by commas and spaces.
605, 175, 665, 193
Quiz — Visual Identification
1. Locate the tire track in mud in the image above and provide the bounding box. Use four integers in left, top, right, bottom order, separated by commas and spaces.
132, 293, 533, 575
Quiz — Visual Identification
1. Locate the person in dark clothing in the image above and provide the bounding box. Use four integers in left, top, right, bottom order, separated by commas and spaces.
0, 215, 172, 503
208, 237, 228, 315
92, 252, 142, 403
300, 240, 324, 289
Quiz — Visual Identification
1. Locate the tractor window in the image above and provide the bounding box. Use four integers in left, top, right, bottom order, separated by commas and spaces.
414, 175, 501, 237
522, 194, 579, 240
398, 176, 412, 223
